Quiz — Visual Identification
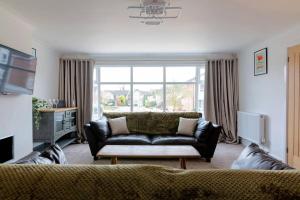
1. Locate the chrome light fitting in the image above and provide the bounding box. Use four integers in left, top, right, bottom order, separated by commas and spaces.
128, 0, 182, 25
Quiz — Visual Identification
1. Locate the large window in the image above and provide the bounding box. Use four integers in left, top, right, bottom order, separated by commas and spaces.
93, 65, 205, 118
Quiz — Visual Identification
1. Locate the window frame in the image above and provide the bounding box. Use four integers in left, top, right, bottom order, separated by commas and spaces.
94, 65, 205, 114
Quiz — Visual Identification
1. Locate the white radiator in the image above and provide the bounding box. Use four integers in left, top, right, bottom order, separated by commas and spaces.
237, 111, 266, 144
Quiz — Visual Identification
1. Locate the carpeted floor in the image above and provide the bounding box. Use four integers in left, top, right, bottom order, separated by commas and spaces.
64, 143, 244, 169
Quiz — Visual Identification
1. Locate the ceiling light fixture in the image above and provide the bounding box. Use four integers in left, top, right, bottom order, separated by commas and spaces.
128, 0, 182, 25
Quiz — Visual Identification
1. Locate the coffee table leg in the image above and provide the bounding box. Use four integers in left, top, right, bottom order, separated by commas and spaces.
111, 156, 118, 165
180, 158, 186, 169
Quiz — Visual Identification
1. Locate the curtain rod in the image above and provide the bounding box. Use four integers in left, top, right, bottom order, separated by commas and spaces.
61, 53, 237, 61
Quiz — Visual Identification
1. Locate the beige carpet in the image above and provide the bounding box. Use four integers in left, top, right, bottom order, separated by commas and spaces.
64, 143, 244, 169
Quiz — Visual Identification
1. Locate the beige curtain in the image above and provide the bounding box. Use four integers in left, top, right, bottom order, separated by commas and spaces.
59, 59, 94, 142
204, 59, 239, 143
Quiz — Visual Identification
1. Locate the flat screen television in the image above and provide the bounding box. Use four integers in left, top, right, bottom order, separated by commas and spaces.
0, 44, 37, 95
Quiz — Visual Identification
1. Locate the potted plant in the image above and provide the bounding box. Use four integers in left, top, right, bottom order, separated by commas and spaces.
32, 97, 48, 130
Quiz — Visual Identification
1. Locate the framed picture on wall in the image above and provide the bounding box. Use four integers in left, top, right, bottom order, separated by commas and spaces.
254, 48, 268, 76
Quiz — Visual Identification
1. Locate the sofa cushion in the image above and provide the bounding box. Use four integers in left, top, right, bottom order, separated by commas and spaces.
40, 144, 68, 164
106, 134, 152, 145
194, 119, 212, 143
15, 145, 67, 165
104, 112, 201, 135
177, 117, 198, 136
151, 135, 198, 145
231, 143, 294, 170
108, 117, 130, 135
14, 151, 54, 164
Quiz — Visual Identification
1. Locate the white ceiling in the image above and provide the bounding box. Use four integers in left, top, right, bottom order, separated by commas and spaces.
1, 0, 300, 54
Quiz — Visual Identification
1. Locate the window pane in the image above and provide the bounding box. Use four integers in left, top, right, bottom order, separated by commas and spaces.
166, 67, 196, 82
133, 84, 163, 112
92, 84, 100, 119
101, 85, 131, 112
93, 68, 97, 83
200, 67, 205, 82
166, 84, 195, 111
100, 67, 130, 82
198, 66, 205, 113
198, 88, 205, 114
133, 67, 163, 82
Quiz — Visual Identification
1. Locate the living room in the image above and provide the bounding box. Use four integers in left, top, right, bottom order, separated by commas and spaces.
0, 0, 300, 199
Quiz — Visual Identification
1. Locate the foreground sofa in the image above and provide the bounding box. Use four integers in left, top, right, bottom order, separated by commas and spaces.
14, 144, 67, 164
85, 112, 221, 162
0, 164, 299, 200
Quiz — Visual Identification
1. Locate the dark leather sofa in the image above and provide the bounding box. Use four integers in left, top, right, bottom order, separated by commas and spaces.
231, 143, 294, 170
84, 112, 221, 162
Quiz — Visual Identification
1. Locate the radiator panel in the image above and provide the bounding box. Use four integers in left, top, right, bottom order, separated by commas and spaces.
237, 111, 265, 144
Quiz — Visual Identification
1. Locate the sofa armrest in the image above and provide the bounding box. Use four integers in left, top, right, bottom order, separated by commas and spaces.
84, 123, 107, 157
194, 119, 211, 143
194, 119, 221, 160
89, 117, 111, 142
204, 124, 221, 158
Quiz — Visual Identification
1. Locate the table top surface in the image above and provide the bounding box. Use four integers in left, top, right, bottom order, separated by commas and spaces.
97, 145, 200, 158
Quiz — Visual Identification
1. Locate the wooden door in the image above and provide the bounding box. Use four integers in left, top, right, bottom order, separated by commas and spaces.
287, 44, 300, 169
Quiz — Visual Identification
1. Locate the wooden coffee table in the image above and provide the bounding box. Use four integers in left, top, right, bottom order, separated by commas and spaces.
96, 145, 200, 169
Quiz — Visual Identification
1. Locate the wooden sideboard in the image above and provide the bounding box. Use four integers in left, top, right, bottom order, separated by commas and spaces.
33, 107, 78, 148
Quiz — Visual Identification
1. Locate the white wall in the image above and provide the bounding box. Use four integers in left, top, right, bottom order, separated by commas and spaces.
33, 39, 60, 99
238, 25, 300, 161
0, 7, 60, 161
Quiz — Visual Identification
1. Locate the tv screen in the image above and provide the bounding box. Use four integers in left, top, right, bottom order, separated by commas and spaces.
0, 135, 13, 163
0, 44, 37, 95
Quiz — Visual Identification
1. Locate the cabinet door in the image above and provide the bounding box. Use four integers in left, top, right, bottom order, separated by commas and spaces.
54, 112, 65, 133
68, 110, 77, 131
64, 119, 71, 131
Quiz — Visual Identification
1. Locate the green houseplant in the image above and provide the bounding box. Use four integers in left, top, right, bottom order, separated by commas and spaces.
32, 97, 48, 130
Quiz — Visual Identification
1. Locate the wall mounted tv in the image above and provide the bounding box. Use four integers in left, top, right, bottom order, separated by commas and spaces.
0, 44, 37, 95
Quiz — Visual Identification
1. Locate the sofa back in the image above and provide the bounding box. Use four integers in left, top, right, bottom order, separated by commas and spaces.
104, 112, 202, 134
1, 165, 300, 200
